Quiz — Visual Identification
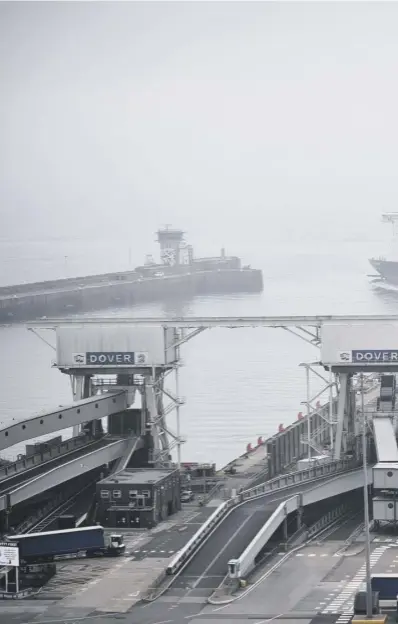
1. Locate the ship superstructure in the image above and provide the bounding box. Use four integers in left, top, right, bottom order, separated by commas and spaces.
369, 213, 398, 285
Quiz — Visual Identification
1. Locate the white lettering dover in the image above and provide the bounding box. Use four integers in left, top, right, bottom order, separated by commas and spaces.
85, 352, 137, 365
353, 350, 398, 363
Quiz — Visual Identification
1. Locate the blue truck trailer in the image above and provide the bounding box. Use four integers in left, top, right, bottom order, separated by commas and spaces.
6, 526, 125, 562
371, 574, 398, 603
354, 574, 398, 614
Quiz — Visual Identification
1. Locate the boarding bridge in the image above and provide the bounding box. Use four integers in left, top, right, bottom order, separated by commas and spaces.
0, 393, 127, 452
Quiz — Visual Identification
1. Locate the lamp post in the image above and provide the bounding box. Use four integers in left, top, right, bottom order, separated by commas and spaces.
299, 363, 312, 462
306, 365, 311, 462
361, 372, 372, 619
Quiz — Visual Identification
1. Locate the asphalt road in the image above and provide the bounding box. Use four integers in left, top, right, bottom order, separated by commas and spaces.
95, 600, 345, 624
177, 498, 280, 586
175, 474, 347, 592
323, 511, 363, 541
128, 505, 216, 560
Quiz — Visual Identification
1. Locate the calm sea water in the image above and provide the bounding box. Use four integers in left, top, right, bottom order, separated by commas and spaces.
1, 233, 397, 467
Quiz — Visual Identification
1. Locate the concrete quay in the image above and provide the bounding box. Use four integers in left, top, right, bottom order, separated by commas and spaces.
213, 439, 269, 498
10, 518, 396, 624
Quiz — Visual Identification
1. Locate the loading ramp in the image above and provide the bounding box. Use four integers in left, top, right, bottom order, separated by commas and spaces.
0, 437, 130, 511
0, 436, 101, 495
175, 466, 368, 584
228, 466, 372, 579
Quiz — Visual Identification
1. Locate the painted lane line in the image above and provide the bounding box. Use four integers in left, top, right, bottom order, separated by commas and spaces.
191, 512, 254, 590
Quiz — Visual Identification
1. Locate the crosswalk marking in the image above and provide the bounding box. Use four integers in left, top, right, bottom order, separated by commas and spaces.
322, 545, 390, 615
336, 612, 353, 624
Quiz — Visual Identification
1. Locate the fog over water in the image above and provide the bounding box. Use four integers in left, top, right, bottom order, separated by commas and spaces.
1, 2, 398, 465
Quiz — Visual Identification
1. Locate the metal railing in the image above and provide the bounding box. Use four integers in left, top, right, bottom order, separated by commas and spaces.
306, 502, 352, 539
300, 434, 324, 456
166, 498, 237, 575
240, 457, 359, 501
301, 422, 333, 456
14, 494, 65, 534
198, 479, 226, 505
0, 434, 96, 481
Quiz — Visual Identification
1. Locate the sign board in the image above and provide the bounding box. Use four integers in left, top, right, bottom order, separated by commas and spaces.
338, 350, 398, 364
321, 323, 398, 367
72, 352, 148, 366
0, 542, 19, 567
55, 326, 177, 367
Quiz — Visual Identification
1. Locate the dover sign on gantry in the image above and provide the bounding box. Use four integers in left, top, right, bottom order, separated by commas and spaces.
0, 542, 19, 567
72, 352, 148, 366
339, 350, 398, 363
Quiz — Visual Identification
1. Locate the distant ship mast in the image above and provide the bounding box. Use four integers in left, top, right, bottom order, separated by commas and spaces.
382, 213, 398, 239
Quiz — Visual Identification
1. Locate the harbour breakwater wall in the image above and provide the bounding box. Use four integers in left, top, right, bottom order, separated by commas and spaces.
0, 268, 263, 323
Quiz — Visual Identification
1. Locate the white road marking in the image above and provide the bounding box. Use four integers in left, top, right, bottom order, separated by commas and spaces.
191, 513, 254, 590
322, 545, 389, 613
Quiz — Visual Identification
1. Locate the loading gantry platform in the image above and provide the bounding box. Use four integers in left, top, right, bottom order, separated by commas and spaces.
48, 324, 190, 469
28, 312, 398, 468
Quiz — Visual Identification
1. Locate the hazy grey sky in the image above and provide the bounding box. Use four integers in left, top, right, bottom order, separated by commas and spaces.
1, 1, 398, 246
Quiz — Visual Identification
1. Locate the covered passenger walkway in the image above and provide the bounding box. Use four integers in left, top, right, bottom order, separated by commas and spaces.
0, 392, 127, 451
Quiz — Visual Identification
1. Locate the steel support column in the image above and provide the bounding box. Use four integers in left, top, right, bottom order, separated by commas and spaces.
71, 375, 85, 437
329, 368, 334, 452
334, 373, 348, 461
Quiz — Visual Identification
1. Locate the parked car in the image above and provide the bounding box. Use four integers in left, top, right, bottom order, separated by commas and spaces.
181, 490, 194, 503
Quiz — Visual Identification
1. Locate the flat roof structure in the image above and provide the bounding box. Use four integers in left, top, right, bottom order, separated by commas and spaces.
374, 462, 398, 470
99, 468, 176, 485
